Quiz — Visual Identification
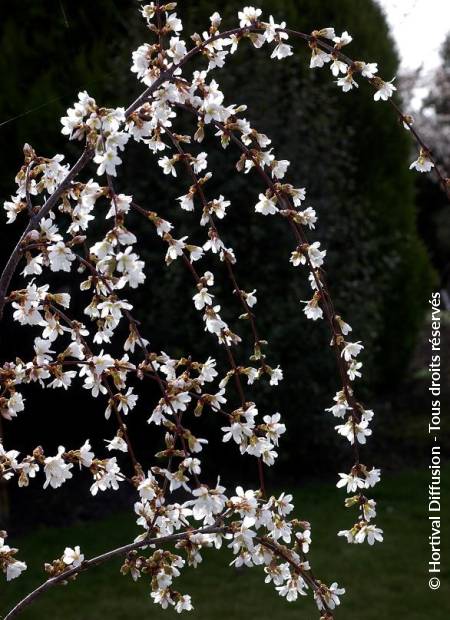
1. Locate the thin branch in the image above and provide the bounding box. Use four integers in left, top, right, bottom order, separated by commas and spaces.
3, 525, 226, 620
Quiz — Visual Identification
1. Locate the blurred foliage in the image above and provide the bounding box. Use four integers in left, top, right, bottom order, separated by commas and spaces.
0, 0, 435, 497
415, 33, 450, 291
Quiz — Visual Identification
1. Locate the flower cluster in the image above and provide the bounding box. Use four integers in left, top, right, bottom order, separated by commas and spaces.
62, 92, 129, 178
0, 532, 27, 582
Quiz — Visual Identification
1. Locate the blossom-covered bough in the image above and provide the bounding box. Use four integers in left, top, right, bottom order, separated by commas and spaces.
0, 4, 448, 618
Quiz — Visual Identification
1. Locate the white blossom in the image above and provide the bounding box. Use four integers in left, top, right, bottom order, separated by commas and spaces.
409, 150, 434, 173
373, 79, 396, 101
255, 194, 278, 215
63, 546, 84, 567
48, 242, 75, 272
44, 446, 73, 489
238, 6, 262, 27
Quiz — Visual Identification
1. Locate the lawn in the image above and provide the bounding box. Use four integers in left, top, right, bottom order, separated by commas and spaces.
2, 466, 449, 619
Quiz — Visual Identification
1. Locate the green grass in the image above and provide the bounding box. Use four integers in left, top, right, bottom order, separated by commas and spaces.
2, 466, 449, 619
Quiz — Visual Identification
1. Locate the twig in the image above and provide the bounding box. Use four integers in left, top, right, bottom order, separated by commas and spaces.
3, 525, 226, 620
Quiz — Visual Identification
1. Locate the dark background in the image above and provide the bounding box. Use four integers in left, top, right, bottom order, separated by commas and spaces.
0, 0, 447, 531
